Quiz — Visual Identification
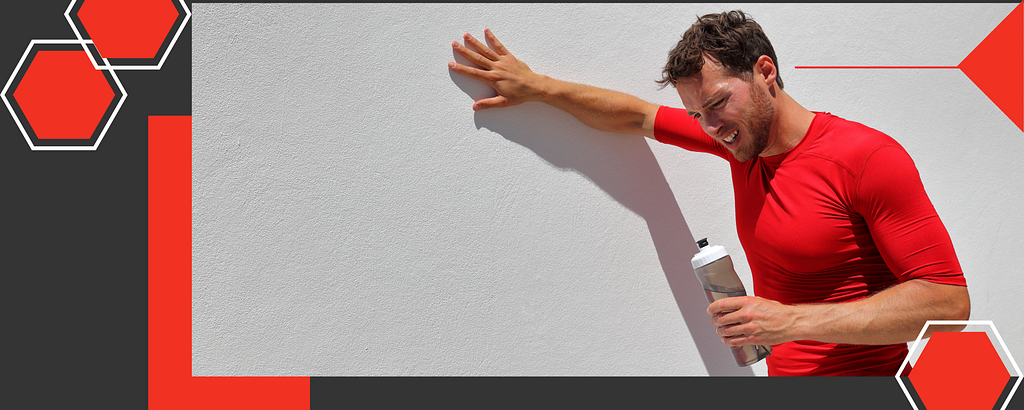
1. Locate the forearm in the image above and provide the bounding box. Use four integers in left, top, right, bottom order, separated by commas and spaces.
712, 279, 970, 347
449, 31, 660, 137
535, 75, 659, 138
788, 280, 970, 345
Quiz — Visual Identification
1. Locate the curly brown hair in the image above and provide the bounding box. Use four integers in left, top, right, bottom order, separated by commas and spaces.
657, 10, 784, 90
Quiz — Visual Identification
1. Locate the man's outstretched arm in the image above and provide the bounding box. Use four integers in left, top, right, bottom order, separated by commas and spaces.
448, 29, 660, 139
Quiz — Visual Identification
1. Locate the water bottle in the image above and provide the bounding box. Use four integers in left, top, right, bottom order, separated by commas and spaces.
691, 237, 771, 367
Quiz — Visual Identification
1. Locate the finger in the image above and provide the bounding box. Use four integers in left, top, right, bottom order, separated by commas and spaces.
464, 32, 500, 61
719, 325, 760, 347
484, 28, 512, 56
708, 296, 747, 315
717, 322, 747, 337
713, 311, 743, 328
718, 325, 736, 339
472, 95, 509, 111
448, 61, 496, 83
452, 41, 494, 70
709, 311, 728, 327
723, 334, 754, 347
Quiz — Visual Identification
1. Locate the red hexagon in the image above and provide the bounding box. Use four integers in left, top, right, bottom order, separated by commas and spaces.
76, 0, 181, 59
12, 50, 115, 139
908, 331, 1011, 410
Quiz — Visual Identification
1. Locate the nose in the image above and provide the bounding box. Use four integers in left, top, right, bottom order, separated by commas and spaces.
702, 112, 724, 137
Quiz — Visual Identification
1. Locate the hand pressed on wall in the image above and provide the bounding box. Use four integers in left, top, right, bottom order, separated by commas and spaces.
448, 29, 546, 111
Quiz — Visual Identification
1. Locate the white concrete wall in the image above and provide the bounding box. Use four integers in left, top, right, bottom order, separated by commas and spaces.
192, 3, 1023, 376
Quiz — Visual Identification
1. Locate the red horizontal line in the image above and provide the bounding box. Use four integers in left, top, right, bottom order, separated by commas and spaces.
795, 66, 960, 69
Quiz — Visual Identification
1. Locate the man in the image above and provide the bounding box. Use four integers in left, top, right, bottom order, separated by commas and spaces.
447, 10, 969, 376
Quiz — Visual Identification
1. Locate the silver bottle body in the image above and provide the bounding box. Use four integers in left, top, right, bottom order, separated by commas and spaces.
693, 254, 772, 367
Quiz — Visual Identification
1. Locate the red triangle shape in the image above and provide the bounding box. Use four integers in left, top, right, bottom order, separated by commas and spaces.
958, 1, 1024, 132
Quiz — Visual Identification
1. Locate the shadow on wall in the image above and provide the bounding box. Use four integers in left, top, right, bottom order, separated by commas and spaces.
449, 66, 754, 376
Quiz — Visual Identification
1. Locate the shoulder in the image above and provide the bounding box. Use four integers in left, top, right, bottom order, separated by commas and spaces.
805, 113, 911, 176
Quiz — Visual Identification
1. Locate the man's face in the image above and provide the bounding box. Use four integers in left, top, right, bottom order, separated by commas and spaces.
676, 59, 775, 162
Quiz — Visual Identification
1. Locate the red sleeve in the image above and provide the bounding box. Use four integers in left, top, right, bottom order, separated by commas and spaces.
652, 105, 729, 160
855, 145, 967, 286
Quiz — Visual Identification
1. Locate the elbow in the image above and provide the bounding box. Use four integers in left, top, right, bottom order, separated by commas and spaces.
922, 284, 971, 337
951, 286, 971, 321
917, 282, 971, 338
940, 286, 971, 336
942, 286, 971, 334
928, 281, 970, 321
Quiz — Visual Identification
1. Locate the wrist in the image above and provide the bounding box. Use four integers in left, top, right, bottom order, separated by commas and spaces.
787, 304, 822, 342
532, 74, 559, 102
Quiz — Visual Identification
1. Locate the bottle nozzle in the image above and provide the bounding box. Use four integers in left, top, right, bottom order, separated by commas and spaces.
696, 238, 709, 248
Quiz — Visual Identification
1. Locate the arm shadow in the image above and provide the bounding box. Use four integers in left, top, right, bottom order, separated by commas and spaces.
451, 66, 754, 376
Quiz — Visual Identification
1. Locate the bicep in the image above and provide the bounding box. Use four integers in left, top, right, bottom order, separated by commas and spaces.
856, 146, 966, 286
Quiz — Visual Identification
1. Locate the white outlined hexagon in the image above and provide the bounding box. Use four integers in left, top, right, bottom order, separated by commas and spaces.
64, 0, 192, 71
1, 39, 128, 151
897, 320, 1021, 410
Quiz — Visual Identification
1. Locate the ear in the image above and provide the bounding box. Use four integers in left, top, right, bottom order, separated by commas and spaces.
754, 55, 777, 88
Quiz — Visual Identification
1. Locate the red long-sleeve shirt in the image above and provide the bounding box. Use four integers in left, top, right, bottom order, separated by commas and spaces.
654, 106, 967, 376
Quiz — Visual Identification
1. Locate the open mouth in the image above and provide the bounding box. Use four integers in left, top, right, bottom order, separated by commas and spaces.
723, 130, 738, 143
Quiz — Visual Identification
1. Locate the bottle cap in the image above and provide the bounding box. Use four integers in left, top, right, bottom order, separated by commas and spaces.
691, 238, 729, 269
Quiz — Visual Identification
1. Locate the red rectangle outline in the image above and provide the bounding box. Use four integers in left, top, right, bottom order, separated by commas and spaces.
148, 115, 310, 409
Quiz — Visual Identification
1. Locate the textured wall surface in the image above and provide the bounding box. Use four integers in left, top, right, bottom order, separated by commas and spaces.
193, 3, 1023, 376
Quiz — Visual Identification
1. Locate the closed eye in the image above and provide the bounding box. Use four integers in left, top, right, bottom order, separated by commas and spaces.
687, 94, 730, 120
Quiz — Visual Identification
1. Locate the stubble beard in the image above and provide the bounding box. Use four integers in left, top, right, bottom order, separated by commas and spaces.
733, 81, 775, 162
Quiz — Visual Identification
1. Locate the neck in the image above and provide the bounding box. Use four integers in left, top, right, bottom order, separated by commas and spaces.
761, 89, 815, 157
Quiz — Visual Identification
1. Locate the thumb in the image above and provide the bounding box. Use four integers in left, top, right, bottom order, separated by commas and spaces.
473, 95, 510, 111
